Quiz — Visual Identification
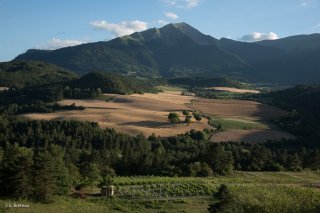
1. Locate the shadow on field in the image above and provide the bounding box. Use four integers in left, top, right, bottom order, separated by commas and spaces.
120, 120, 172, 128
113, 98, 133, 103
251, 103, 287, 120
87, 107, 123, 110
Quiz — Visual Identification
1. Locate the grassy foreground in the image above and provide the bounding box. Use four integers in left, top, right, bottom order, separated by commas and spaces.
1, 171, 320, 213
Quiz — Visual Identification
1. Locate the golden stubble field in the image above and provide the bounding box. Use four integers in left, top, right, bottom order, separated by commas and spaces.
190, 98, 294, 142
21, 91, 294, 141
22, 92, 210, 137
190, 99, 286, 120
0, 87, 8, 92
207, 87, 260, 94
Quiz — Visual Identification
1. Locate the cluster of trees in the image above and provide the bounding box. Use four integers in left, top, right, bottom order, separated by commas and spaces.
0, 86, 98, 115
68, 72, 160, 95
168, 110, 203, 125
1, 86, 103, 104
63, 87, 102, 99
0, 102, 85, 115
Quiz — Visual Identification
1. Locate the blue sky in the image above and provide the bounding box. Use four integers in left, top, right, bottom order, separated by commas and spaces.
1, 0, 320, 62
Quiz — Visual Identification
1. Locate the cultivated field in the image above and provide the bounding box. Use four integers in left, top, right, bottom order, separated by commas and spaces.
190, 99, 286, 120
190, 98, 293, 142
208, 87, 260, 94
211, 129, 295, 143
22, 92, 211, 137
22, 90, 293, 141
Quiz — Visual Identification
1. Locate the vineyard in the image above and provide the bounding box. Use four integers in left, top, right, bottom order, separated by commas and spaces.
1, 172, 320, 212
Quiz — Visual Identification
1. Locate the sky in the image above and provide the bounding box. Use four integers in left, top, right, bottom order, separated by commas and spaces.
0, 0, 320, 62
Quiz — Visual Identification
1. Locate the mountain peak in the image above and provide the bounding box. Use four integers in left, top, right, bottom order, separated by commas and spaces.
129, 22, 217, 46
167, 22, 190, 29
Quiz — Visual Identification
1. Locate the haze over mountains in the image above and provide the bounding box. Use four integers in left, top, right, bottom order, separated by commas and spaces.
16, 23, 320, 84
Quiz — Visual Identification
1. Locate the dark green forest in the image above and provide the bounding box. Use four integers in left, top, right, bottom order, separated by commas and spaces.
67, 71, 161, 94
0, 60, 78, 88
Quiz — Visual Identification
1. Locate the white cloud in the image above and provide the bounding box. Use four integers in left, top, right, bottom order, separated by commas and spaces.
165, 12, 179, 20
300, 0, 316, 7
313, 23, 320, 28
90, 20, 148, 37
161, 0, 178, 6
185, 0, 200, 8
240, 32, 279, 42
301, 0, 309, 6
37, 38, 87, 50
157, 20, 169, 26
160, 0, 201, 9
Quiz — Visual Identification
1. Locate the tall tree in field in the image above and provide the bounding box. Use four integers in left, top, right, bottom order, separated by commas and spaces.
168, 113, 180, 124
193, 112, 203, 122
0, 144, 34, 199
87, 163, 102, 190
33, 145, 71, 202
78, 151, 102, 189
206, 144, 234, 175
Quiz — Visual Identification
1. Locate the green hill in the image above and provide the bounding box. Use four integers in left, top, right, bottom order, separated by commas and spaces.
260, 85, 320, 143
0, 60, 78, 88
68, 72, 159, 94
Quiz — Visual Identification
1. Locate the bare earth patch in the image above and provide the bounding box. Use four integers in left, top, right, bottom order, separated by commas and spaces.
207, 87, 260, 94
190, 99, 286, 120
211, 129, 295, 143
0, 87, 8, 92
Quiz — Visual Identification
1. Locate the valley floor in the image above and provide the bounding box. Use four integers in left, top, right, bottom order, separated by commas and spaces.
21, 90, 294, 142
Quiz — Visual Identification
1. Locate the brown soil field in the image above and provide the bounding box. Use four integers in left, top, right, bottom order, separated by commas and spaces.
21, 93, 211, 137
21, 92, 293, 141
190, 99, 286, 120
208, 87, 260, 94
211, 129, 295, 143
0, 87, 8, 92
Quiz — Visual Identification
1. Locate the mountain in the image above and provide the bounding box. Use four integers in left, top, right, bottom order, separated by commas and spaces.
0, 60, 78, 88
15, 23, 248, 79
15, 23, 320, 84
218, 34, 320, 83
257, 34, 320, 53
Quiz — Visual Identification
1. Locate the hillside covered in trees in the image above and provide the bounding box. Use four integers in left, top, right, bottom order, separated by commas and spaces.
260, 84, 320, 144
68, 71, 160, 94
0, 60, 78, 88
